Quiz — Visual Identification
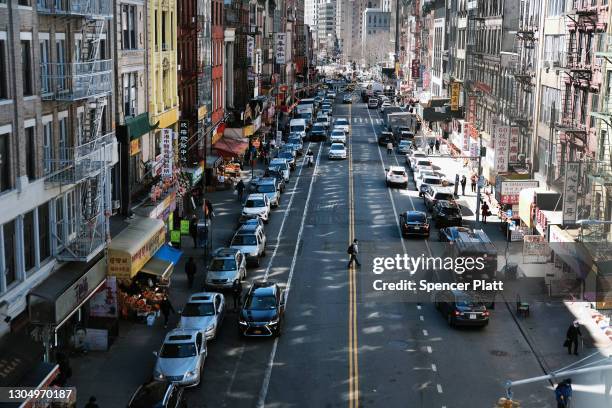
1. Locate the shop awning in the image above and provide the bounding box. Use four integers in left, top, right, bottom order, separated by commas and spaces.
206, 155, 223, 168
213, 136, 249, 158
139, 245, 183, 281
125, 113, 159, 140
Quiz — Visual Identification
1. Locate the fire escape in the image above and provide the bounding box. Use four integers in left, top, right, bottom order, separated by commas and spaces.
37, 0, 115, 262
412, 0, 422, 90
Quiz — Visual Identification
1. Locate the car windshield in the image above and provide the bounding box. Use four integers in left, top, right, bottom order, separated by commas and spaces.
331, 145, 344, 150
130, 382, 168, 408
182, 302, 215, 317
417, 161, 431, 166
291, 125, 305, 132
316, 117, 327, 122
271, 162, 287, 170
279, 152, 292, 159
336, 119, 348, 125
456, 297, 483, 308
232, 234, 258, 246
391, 171, 406, 176
435, 193, 455, 201
288, 138, 301, 144
406, 213, 426, 222
331, 131, 344, 136
245, 294, 277, 310
256, 184, 276, 193
245, 199, 265, 208
423, 178, 441, 184
210, 258, 237, 271
159, 342, 196, 358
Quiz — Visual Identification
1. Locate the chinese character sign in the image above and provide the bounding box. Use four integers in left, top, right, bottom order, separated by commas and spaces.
509, 127, 520, 163
563, 162, 580, 225
178, 121, 189, 167
450, 82, 460, 111
275, 33, 286, 64
161, 128, 174, 180
494, 126, 510, 173
247, 36, 255, 63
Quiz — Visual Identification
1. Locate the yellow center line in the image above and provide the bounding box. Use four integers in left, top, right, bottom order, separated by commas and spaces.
348, 102, 359, 408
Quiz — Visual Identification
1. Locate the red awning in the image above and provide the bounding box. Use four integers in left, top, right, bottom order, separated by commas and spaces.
213, 136, 249, 158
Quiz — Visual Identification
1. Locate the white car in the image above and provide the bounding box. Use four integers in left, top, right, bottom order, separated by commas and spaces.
413, 163, 435, 181
334, 118, 350, 134
407, 150, 428, 168
315, 114, 330, 129
269, 158, 290, 182
412, 158, 433, 173
329, 143, 347, 159
179, 292, 225, 340
385, 165, 409, 188
242, 193, 271, 223
379, 102, 392, 113
153, 329, 207, 386
416, 174, 443, 196
330, 129, 347, 144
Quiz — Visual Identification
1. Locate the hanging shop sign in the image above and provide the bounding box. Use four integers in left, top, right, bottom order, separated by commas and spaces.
450, 82, 460, 111
247, 36, 255, 63
509, 127, 520, 163
563, 162, 580, 225
179, 121, 189, 166
494, 126, 510, 173
523, 235, 550, 263
161, 128, 174, 180
496, 179, 539, 205
275, 33, 286, 64
130, 138, 141, 156
89, 276, 118, 318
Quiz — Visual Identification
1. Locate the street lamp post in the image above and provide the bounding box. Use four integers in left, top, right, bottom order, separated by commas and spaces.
475, 130, 483, 222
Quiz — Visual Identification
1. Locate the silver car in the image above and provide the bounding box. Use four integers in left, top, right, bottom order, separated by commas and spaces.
179, 292, 225, 340
230, 224, 267, 266
153, 329, 207, 387
204, 248, 247, 289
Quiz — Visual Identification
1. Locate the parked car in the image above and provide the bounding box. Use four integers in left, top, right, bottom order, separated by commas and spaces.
379, 101, 392, 113
407, 150, 428, 168
416, 174, 443, 196
328, 143, 347, 160
264, 169, 286, 192
334, 118, 350, 134
399, 210, 430, 238
368, 97, 379, 109
241, 193, 271, 223
127, 381, 186, 408
179, 292, 225, 340
422, 186, 457, 211
277, 150, 296, 170
434, 290, 490, 327
396, 140, 413, 154
286, 136, 304, 155
153, 329, 207, 387
343, 93, 353, 103
238, 281, 285, 337
330, 129, 347, 144
378, 131, 395, 146
315, 113, 330, 129
385, 165, 409, 188
310, 123, 328, 142
269, 159, 290, 182
438, 226, 472, 242
432, 200, 463, 228
204, 248, 247, 290
229, 224, 267, 266
254, 178, 281, 207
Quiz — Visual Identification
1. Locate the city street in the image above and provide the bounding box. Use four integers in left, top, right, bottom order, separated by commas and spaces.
185, 97, 561, 407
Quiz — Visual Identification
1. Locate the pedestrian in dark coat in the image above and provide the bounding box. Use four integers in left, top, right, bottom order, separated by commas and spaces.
435, 139, 440, 153
555, 379, 572, 408
566, 321, 582, 355
347, 239, 361, 268
189, 214, 198, 247
185, 257, 196, 289
481, 202, 490, 224
84, 396, 99, 408
460, 175, 467, 196
231, 279, 243, 311
470, 174, 477, 192
160, 296, 175, 328
236, 179, 246, 201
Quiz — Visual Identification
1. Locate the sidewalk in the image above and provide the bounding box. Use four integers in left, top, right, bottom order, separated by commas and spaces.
70, 172, 254, 407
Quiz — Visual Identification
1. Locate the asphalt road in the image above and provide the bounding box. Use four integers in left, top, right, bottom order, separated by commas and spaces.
188, 96, 556, 408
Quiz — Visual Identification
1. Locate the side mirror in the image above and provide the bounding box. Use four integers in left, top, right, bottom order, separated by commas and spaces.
177, 309, 182, 315
153, 351, 158, 357
384, 168, 389, 172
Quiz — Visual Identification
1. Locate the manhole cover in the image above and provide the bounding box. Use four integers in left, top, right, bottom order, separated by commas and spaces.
490, 350, 509, 357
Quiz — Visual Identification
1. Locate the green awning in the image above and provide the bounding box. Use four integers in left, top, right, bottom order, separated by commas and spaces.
125, 113, 159, 140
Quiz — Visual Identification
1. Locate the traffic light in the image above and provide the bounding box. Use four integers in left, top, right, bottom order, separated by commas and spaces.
480, 146, 486, 157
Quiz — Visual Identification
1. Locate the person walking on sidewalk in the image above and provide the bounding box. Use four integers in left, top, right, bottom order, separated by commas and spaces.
435, 139, 440, 153
555, 379, 572, 408
160, 295, 175, 329
84, 396, 99, 408
481, 202, 490, 224
347, 239, 361, 268
387, 141, 393, 155
470, 174, 477, 193
236, 179, 245, 202
231, 279, 243, 311
565, 321, 582, 355
460, 175, 467, 196
189, 214, 198, 247
428, 140, 435, 155
185, 257, 196, 289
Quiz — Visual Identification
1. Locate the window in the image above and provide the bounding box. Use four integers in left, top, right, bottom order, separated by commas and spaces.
3, 220, 16, 288
21, 40, 32, 96
18, 0, 29, 6
25, 125, 35, 180
0, 132, 10, 192
56, 38, 66, 90
38, 203, 50, 262
0, 37, 8, 99
43, 121, 52, 175
23, 211, 35, 271
155, 11, 159, 50
162, 11, 167, 50
66, 190, 76, 237
55, 196, 64, 246
122, 5, 137, 49
540, 86, 561, 125
40, 37, 50, 94
123, 72, 137, 116
547, 0, 564, 16
59, 117, 67, 162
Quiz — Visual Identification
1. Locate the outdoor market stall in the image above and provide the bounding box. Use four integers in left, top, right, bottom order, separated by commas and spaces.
107, 217, 182, 322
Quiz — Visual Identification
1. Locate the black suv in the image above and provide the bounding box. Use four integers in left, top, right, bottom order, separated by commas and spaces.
127, 381, 186, 408
399, 211, 430, 238
238, 281, 285, 337
431, 200, 463, 228
434, 290, 490, 328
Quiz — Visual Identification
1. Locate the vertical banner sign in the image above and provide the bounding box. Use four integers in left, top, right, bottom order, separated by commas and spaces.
494, 126, 510, 173
247, 36, 255, 63
450, 82, 460, 111
275, 33, 286, 64
161, 128, 174, 180
563, 162, 580, 225
509, 127, 520, 163
178, 121, 189, 167
467, 96, 478, 138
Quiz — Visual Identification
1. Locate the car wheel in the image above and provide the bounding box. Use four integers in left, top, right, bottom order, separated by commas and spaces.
262, 249, 267, 257
255, 257, 261, 267
447, 313, 455, 327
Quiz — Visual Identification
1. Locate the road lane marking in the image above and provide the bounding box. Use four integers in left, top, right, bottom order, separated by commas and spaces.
417, 305, 422, 310
437, 384, 443, 394
255, 142, 323, 408
427, 346, 433, 354
432, 364, 437, 372
420, 315, 424, 321
263, 142, 313, 281
423, 329, 429, 336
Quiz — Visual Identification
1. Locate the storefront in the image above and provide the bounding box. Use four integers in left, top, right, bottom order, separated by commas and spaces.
107, 217, 182, 322
496, 178, 540, 241
28, 255, 108, 359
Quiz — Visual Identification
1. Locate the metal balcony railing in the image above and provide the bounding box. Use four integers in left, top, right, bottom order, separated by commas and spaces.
37, 0, 111, 18
45, 132, 116, 185
40, 60, 112, 101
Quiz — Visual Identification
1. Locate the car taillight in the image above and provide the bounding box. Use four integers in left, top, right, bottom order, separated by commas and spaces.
454, 310, 462, 316
483, 311, 490, 317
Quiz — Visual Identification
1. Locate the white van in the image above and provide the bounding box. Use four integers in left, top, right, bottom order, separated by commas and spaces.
289, 119, 307, 137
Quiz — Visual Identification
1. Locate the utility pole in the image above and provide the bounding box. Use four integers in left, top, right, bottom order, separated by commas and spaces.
394, 0, 401, 95
547, 101, 556, 187
475, 124, 483, 222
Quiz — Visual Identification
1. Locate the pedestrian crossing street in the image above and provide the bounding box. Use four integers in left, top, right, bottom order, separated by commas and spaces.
348, 117, 384, 124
